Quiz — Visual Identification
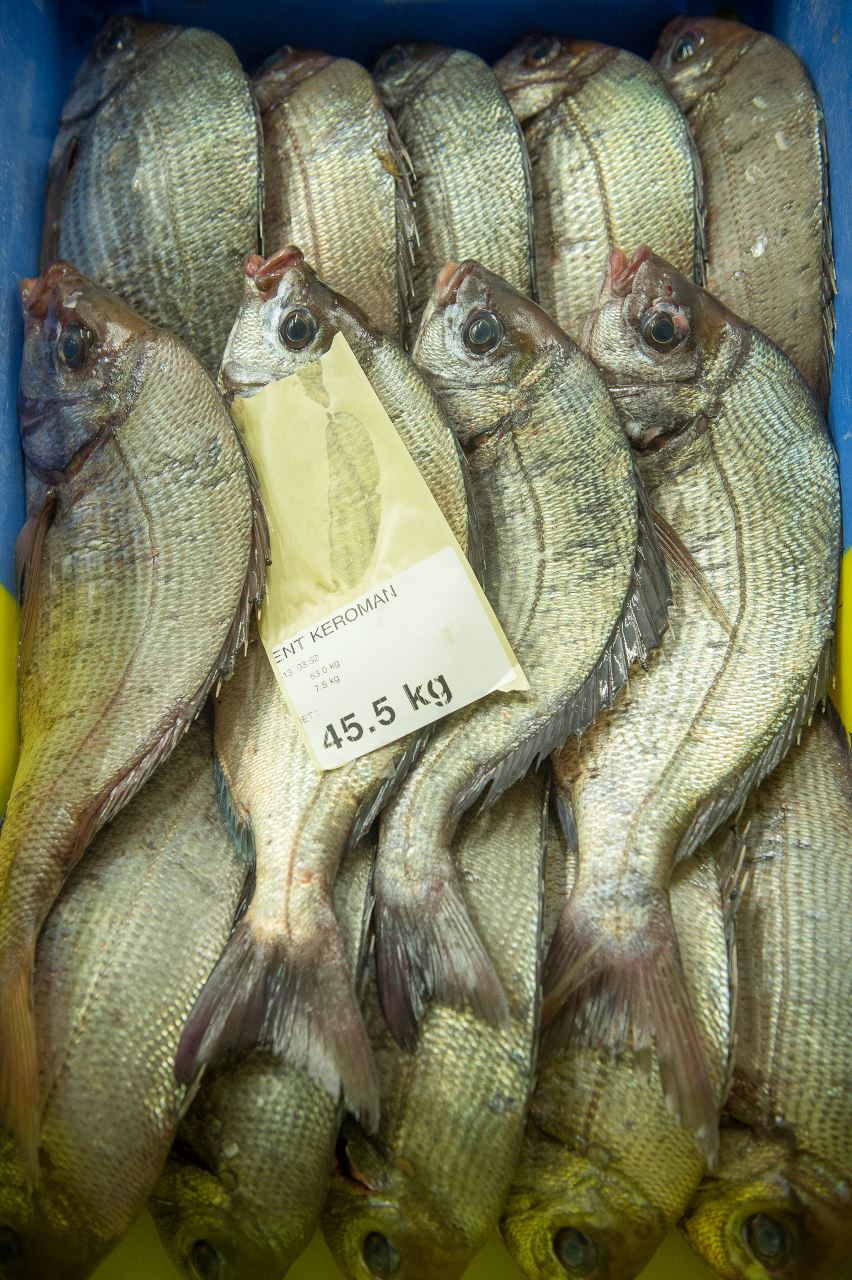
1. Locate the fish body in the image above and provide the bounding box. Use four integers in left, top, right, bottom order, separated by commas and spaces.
681, 710, 852, 1280
374, 259, 669, 1047
254, 48, 413, 342
654, 17, 834, 408
151, 841, 372, 1280
42, 17, 261, 374
0, 723, 245, 1279
374, 44, 534, 345
545, 247, 839, 1156
503, 827, 733, 1280
175, 249, 471, 1128
0, 262, 265, 1164
322, 772, 548, 1280
495, 33, 702, 339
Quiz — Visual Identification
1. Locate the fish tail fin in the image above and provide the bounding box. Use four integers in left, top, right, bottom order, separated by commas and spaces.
373, 853, 509, 1049
0, 953, 40, 1179
543, 888, 718, 1164
175, 912, 379, 1132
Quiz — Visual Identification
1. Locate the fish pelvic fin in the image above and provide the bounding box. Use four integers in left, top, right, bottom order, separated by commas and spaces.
174, 912, 379, 1132
542, 887, 719, 1166
373, 853, 509, 1049
0, 953, 39, 1180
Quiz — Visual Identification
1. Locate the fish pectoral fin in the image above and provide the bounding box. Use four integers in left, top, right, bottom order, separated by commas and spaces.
542, 891, 720, 1167
174, 912, 379, 1132
0, 952, 40, 1182
373, 851, 509, 1049
553, 781, 579, 853
651, 507, 734, 636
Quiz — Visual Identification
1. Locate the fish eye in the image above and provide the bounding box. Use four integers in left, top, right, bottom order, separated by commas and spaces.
640, 307, 687, 352
463, 309, 504, 355
743, 1213, 793, 1268
57, 322, 94, 371
525, 34, 562, 67
376, 45, 408, 75
190, 1238, 227, 1280
553, 1227, 599, 1275
278, 306, 318, 351
362, 1231, 401, 1277
673, 31, 704, 61
98, 19, 134, 55
0, 1227, 23, 1264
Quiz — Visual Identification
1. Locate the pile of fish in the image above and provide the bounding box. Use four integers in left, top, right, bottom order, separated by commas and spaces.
0, 13, 848, 1280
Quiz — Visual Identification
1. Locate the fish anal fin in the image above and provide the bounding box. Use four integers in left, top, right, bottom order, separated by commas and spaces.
373, 857, 508, 1049
174, 910, 379, 1132
0, 952, 39, 1181
543, 889, 719, 1166
651, 507, 733, 636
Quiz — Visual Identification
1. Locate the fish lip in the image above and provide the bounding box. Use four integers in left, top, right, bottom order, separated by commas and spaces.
435, 260, 476, 308
608, 244, 652, 297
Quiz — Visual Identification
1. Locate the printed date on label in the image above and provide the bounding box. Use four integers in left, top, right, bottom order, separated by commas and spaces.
322, 675, 453, 752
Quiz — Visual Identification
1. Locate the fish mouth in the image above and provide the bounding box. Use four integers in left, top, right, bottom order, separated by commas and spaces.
434, 260, 476, 308
608, 244, 652, 297
249, 246, 306, 294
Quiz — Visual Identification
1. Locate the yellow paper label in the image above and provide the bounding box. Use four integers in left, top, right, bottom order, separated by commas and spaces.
230, 332, 526, 768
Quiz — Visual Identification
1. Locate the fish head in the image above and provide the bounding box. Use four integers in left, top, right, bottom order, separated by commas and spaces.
219, 247, 375, 399
252, 46, 335, 111
59, 16, 172, 123
581, 244, 745, 450
652, 17, 755, 106
149, 1158, 290, 1280
680, 1127, 852, 1280
18, 261, 153, 484
321, 1126, 478, 1280
413, 258, 568, 446
499, 1129, 665, 1280
373, 43, 451, 111
493, 33, 587, 118
0, 1139, 104, 1279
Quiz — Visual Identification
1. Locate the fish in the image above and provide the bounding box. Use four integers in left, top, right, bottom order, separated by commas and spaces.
174, 247, 472, 1130
374, 43, 535, 346
41, 16, 261, 374
0, 722, 246, 1280
322, 771, 548, 1280
373, 259, 670, 1048
0, 262, 267, 1167
544, 245, 840, 1159
150, 835, 372, 1280
494, 32, 703, 340
654, 16, 834, 410
254, 47, 415, 342
502, 818, 735, 1280
681, 708, 852, 1280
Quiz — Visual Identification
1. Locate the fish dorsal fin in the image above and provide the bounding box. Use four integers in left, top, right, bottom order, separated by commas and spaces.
676, 633, 836, 865
652, 507, 733, 635
349, 723, 434, 848
15, 489, 59, 692
816, 106, 836, 416
382, 105, 418, 346
451, 470, 672, 816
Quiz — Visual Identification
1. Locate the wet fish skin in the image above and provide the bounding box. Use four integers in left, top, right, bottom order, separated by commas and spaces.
322, 773, 548, 1280
373, 259, 670, 1049
375, 43, 535, 346
681, 710, 852, 1280
494, 32, 703, 339
151, 841, 372, 1280
0, 262, 265, 1166
255, 47, 414, 342
502, 827, 733, 1280
654, 16, 834, 409
0, 723, 246, 1280
544, 246, 839, 1158
42, 16, 261, 374
175, 248, 471, 1131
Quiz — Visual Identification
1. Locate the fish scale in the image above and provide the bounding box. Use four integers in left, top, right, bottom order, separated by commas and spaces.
495, 35, 702, 340
43, 19, 261, 375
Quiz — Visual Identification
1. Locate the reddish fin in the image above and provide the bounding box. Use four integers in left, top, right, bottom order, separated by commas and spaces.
175, 913, 379, 1132
0, 953, 39, 1180
543, 888, 719, 1165
373, 855, 509, 1049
